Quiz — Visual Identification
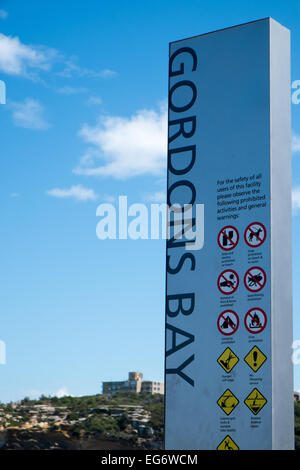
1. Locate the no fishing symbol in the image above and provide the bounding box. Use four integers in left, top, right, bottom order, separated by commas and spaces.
244, 222, 266, 248
244, 266, 266, 292
217, 225, 239, 251
217, 269, 239, 295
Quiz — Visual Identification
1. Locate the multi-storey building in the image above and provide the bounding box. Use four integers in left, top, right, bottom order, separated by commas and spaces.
102, 372, 164, 395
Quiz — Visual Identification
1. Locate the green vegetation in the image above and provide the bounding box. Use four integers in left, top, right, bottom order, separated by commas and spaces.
0, 392, 164, 444
5, 393, 300, 449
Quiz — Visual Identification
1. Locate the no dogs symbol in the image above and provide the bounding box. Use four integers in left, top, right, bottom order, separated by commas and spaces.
244, 222, 266, 248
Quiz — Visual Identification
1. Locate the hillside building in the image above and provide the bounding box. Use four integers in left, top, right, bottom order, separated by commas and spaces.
102, 372, 164, 395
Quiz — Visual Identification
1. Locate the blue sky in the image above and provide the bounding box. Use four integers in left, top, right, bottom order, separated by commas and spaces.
0, 0, 300, 402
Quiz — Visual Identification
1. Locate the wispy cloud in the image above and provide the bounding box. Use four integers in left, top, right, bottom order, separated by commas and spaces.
56, 85, 88, 95
292, 134, 300, 154
54, 386, 72, 398
46, 184, 98, 201
0, 33, 58, 77
0, 33, 115, 82
0, 9, 8, 19
10, 192, 20, 198
10, 98, 49, 130
73, 102, 167, 179
292, 187, 300, 214
87, 96, 102, 106
144, 191, 166, 203
57, 56, 116, 79
22, 386, 72, 399
98, 69, 117, 78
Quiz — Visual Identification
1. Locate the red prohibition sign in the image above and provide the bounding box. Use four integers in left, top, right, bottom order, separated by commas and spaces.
217, 225, 239, 251
244, 308, 267, 334
244, 222, 267, 248
217, 310, 239, 336
217, 269, 239, 295
244, 266, 266, 293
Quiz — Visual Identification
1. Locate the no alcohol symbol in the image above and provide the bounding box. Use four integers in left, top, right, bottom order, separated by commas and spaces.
217, 269, 239, 295
244, 266, 266, 293
217, 225, 239, 251
244, 308, 267, 334
217, 310, 239, 336
244, 222, 266, 248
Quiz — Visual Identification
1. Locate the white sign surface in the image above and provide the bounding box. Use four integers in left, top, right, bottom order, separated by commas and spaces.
165, 18, 293, 450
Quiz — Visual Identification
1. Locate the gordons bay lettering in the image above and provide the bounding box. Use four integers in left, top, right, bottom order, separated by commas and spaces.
166, 46, 201, 387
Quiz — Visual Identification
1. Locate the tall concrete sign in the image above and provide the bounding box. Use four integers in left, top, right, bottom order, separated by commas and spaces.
165, 18, 293, 450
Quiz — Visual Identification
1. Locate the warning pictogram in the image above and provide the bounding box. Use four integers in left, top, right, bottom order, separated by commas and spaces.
244, 308, 267, 335
244, 222, 266, 248
244, 388, 267, 415
217, 310, 239, 336
217, 226, 239, 251
217, 435, 239, 450
217, 389, 239, 415
244, 346, 267, 372
217, 269, 239, 295
244, 266, 266, 292
217, 347, 239, 373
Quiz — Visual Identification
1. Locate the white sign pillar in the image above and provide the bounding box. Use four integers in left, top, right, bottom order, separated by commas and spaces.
165, 18, 293, 450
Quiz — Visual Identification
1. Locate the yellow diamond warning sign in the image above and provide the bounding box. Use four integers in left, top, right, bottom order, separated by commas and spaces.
217, 347, 239, 373
244, 346, 267, 372
244, 388, 267, 415
217, 435, 239, 450
217, 389, 239, 415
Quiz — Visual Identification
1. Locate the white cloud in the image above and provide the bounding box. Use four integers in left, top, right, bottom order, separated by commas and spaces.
46, 184, 98, 201
0, 9, 8, 19
22, 386, 72, 399
292, 187, 300, 213
102, 194, 116, 203
56, 85, 88, 95
0, 33, 114, 83
53, 386, 71, 398
57, 56, 116, 79
73, 103, 167, 179
10, 192, 20, 198
292, 134, 300, 154
144, 191, 166, 203
87, 96, 103, 106
10, 98, 49, 129
0, 33, 57, 77
99, 69, 117, 78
